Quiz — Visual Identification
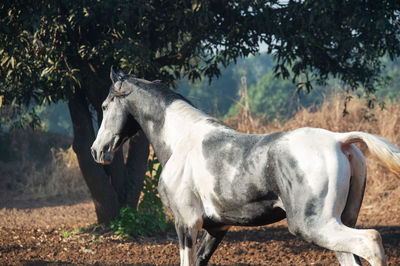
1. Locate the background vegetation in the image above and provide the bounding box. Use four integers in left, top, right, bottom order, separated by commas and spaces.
179, 53, 400, 120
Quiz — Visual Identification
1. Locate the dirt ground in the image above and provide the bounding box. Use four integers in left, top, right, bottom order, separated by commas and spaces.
0, 188, 399, 266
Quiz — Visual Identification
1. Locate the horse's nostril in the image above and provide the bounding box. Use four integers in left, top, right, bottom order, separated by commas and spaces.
91, 147, 97, 160
104, 144, 110, 152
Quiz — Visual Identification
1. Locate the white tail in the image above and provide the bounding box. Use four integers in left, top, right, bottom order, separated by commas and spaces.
338, 132, 400, 177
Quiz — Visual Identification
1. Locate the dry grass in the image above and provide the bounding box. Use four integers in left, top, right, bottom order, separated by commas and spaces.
225, 94, 400, 225
0, 131, 90, 201
22, 146, 90, 200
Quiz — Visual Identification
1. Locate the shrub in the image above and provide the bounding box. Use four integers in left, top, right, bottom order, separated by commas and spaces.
110, 155, 172, 237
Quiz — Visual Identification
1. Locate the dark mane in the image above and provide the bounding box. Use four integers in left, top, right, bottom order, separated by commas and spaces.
130, 77, 195, 106
109, 76, 170, 98
109, 75, 196, 112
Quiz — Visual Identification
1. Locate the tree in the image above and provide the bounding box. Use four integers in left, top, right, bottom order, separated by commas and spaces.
1, 0, 400, 225
245, 72, 326, 119
375, 57, 400, 102
267, 0, 400, 94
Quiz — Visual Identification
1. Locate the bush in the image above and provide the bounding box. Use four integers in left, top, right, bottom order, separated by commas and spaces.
110, 155, 172, 237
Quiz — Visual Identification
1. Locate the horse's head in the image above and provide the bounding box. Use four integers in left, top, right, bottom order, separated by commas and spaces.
91, 67, 140, 165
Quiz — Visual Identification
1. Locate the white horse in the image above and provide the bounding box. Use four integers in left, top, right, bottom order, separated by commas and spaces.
91, 68, 400, 266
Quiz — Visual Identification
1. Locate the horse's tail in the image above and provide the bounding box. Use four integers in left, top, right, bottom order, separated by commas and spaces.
337, 131, 400, 178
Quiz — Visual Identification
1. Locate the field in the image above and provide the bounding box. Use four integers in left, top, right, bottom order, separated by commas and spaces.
1, 96, 400, 265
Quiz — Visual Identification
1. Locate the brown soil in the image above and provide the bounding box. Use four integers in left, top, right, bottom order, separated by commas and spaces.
0, 192, 399, 266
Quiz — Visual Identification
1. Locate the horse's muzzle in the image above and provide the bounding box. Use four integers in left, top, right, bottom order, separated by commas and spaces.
91, 146, 113, 165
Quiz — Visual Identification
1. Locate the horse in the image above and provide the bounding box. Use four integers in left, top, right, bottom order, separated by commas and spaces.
91, 68, 400, 266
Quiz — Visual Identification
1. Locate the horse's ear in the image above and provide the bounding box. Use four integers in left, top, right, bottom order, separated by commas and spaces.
110, 66, 119, 84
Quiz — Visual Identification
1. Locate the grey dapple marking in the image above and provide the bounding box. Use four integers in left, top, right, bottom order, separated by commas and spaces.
92, 68, 400, 266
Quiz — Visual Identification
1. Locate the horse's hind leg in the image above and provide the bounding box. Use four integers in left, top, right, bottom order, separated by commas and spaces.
336, 145, 366, 265
196, 227, 229, 266
285, 151, 385, 265
288, 190, 385, 264
307, 220, 385, 266
288, 212, 385, 265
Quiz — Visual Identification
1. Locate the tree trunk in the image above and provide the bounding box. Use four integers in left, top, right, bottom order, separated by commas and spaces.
124, 130, 149, 208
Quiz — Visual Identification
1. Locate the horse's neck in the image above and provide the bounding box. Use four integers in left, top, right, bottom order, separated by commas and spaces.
128, 91, 211, 165
161, 100, 210, 147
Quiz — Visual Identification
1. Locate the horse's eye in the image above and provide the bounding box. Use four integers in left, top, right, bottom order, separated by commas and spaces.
102, 104, 107, 111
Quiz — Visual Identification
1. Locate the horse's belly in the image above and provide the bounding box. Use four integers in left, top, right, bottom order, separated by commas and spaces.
204, 197, 286, 227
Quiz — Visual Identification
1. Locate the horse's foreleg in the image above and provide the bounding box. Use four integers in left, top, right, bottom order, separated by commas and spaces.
336, 145, 366, 265
175, 217, 202, 266
171, 187, 203, 266
196, 227, 229, 266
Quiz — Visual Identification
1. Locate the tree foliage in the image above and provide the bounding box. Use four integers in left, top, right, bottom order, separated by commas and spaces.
268, 0, 400, 94
376, 57, 400, 102
2, 1, 400, 113
0, 0, 271, 115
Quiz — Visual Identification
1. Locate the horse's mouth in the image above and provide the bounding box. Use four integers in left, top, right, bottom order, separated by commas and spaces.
91, 135, 126, 165
91, 148, 114, 165
98, 151, 114, 165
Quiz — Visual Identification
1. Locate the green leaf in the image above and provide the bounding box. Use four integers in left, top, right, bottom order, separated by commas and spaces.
1, 56, 9, 66
10, 56, 15, 68
41, 66, 54, 77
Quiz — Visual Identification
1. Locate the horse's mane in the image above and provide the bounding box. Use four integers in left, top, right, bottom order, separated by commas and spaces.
110, 76, 195, 108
